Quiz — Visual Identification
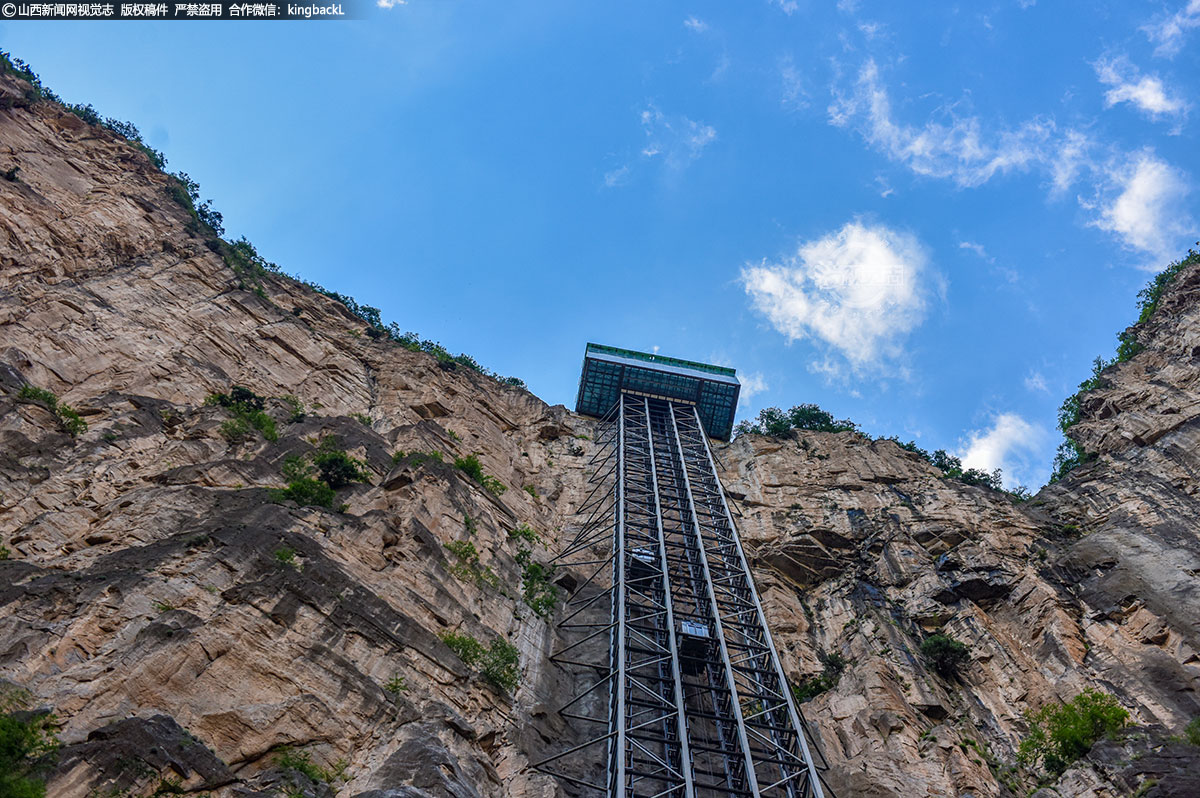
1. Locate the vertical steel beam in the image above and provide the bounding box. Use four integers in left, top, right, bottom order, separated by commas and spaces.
667, 402, 762, 798
611, 397, 628, 793
643, 398, 697, 798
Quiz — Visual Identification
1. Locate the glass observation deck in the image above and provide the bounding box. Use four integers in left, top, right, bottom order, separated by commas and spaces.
575, 342, 741, 440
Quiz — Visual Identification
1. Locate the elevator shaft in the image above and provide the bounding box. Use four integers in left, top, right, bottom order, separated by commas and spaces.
543, 393, 828, 798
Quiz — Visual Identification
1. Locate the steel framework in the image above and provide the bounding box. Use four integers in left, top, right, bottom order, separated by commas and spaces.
538, 393, 829, 798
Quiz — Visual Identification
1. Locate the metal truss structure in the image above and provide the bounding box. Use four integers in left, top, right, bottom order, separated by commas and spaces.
538, 393, 830, 798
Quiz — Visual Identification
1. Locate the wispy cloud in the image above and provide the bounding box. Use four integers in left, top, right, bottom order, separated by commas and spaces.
1024, 371, 1049, 393
683, 15, 709, 33
780, 56, 808, 110
641, 105, 718, 169
958, 240, 991, 260
376, 0, 405, 7
1089, 150, 1193, 266
1142, 0, 1200, 58
1094, 56, 1187, 125
828, 59, 1194, 263
603, 165, 631, 188
959, 412, 1048, 489
771, 0, 799, 15
741, 220, 931, 368
1050, 129, 1094, 195
737, 372, 769, 408
828, 60, 1052, 188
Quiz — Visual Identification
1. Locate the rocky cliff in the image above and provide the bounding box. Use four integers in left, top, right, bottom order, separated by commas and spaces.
2, 65, 1199, 798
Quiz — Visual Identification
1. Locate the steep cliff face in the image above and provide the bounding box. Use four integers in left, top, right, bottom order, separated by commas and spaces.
2, 66, 1199, 798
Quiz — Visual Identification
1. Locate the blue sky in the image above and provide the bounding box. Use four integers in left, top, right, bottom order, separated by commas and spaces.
3, 0, 1198, 488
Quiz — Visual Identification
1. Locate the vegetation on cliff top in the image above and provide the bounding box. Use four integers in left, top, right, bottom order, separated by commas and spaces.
736, 403, 1010, 494
1051, 246, 1200, 481
0, 49, 525, 391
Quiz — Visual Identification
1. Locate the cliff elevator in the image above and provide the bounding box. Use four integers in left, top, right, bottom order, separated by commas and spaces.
537, 344, 829, 798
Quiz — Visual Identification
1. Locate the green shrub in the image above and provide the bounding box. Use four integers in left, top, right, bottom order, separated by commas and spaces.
454, 454, 507, 496
791, 653, 846, 703
0, 545, 9, 560
508, 524, 540, 545
517, 553, 559, 619
0, 710, 59, 798
480, 638, 521, 692
1017, 689, 1131, 777
311, 439, 369, 488
220, 237, 278, 294
271, 439, 367, 509
444, 540, 500, 589
17, 383, 87, 436
383, 675, 408, 695
271, 475, 335, 508
439, 632, 520, 692
1184, 717, 1200, 746
439, 631, 485, 665
274, 547, 298, 568
350, 412, 371, 426
392, 450, 443, 466
735, 404, 858, 437
274, 747, 345, 785
167, 171, 223, 236
281, 395, 306, 422
207, 386, 277, 442
920, 634, 970, 678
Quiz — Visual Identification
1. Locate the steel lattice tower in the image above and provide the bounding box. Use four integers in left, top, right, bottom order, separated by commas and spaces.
537, 345, 830, 798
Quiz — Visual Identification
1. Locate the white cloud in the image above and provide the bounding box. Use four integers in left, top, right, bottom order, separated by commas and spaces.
1094, 56, 1187, 123
1090, 150, 1193, 265
1143, 0, 1200, 58
376, 0, 405, 7
741, 220, 930, 367
1024, 371, 1049, 393
737, 372, 769, 408
771, 0, 799, 14
683, 15, 709, 33
959, 412, 1048, 489
641, 106, 717, 168
828, 60, 1052, 188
